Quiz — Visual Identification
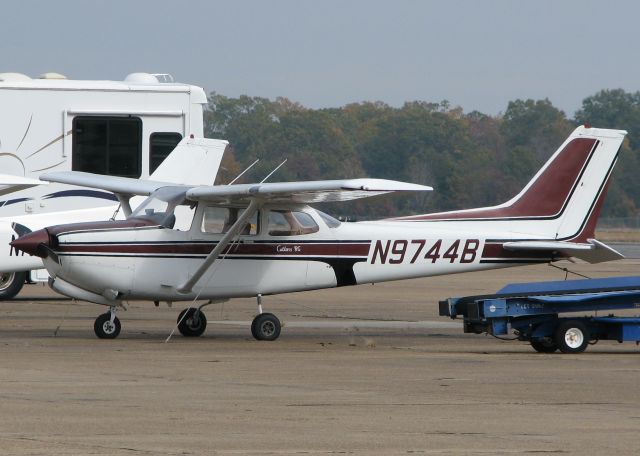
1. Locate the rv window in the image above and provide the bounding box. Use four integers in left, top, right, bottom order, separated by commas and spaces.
73, 116, 142, 178
150, 132, 183, 173
201, 207, 258, 235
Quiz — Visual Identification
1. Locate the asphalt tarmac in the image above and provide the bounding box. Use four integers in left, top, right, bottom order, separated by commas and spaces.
0, 260, 639, 455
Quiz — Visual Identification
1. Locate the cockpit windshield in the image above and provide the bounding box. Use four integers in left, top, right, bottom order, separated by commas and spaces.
130, 186, 190, 228
315, 209, 341, 228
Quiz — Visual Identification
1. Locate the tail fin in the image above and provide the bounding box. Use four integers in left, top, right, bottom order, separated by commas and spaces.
402, 126, 626, 242
149, 137, 228, 186
552, 127, 624, 242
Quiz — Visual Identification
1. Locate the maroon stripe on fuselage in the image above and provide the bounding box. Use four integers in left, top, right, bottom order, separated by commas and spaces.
57, 242, 371, 257
396, 137, 598, 221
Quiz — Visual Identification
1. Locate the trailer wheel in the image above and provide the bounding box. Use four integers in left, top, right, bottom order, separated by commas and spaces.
555, 320, 590, 354
530, 337, 558, 353
0, 271, 26, 300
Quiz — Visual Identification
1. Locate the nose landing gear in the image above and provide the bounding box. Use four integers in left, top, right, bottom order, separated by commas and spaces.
94, 307, 121, 339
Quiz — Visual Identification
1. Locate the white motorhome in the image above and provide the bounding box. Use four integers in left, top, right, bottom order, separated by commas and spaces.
0, 72, 208, 297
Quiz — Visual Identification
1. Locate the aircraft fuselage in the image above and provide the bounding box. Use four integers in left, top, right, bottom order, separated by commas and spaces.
28, 207, 554, 303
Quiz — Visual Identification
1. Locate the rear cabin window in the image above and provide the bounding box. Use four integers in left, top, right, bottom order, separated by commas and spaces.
150, 132, 183, 174
201, 207, 258, 235
267, 210, 319, 236
73, 116, 142, 178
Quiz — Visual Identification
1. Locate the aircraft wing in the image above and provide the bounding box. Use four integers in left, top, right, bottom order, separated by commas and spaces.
0, 174, 43, 197
39, 171, 177, 197
186, 179, 433, 204
503, 239, 624, 264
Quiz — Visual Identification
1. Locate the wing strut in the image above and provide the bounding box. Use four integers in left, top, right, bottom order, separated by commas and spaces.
177, 198, 260, 294
115, 194, 133, 217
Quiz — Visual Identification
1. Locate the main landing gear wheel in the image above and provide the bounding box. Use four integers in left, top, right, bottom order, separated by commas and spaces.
0, 271, 26, 300
177, 308, 207, 337
530, 337, 558, 353
555, 320, 590, 354
251, 313, 281, 341
94, 312, 121, 339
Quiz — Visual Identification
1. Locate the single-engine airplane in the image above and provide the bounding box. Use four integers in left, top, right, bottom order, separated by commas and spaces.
0, 137, 228, 298
11, 126, 626, 340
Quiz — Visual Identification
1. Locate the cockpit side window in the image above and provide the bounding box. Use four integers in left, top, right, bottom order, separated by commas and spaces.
267, 210, 319, 236
201, 206, 258, 235
172, 205, 195, 231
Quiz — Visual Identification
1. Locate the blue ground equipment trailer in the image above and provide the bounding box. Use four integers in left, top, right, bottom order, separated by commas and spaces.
440, 276, 640, 353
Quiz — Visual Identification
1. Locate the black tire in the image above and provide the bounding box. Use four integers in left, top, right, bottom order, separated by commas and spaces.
250, 317, 259, 339
94, 313, 121, 339
555, 320, 590, 354
252, 313, 281, 341
530, 337, 558, 353
177, 308, 207, 337
0, 271, 26, 300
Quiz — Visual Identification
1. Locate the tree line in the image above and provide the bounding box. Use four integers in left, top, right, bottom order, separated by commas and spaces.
205, 89, 640, 219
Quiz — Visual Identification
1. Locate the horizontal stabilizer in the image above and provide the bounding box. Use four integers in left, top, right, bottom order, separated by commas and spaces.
0, 174, 43, 197
186, 178, 433, 204
41, 137, 229, 197
40, 171, 173, 197
503, 239, 624, 264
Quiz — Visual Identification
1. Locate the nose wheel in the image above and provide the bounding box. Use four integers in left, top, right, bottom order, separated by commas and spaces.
94, 310, 121, 339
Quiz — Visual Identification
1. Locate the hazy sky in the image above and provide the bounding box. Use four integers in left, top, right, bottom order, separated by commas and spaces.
2, 0, 639, 116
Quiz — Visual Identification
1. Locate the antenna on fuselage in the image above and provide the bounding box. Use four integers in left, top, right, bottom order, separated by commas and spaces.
227, 159, 260, 185
260, 158, 287, 183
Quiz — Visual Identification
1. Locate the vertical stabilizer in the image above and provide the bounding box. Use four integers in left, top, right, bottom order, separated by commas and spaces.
150, 137, 228, 186
398, 126, 626, 242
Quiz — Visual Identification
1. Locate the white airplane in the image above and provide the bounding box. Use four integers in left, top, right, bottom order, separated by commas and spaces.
11, 126, 626, 340
0, 71, 209, 298
0, 137, 228, 295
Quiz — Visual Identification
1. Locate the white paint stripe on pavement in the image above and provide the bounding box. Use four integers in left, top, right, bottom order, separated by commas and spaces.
210, 320, 462, 329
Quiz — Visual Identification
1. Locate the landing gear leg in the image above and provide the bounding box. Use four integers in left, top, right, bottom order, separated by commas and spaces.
94, 306, 121, 339
250, 294, 263, 339
251, 294, 281, 341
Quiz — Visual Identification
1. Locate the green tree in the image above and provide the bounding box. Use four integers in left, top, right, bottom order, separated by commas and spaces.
576, 89, 640, 217
203, 91, 640, 220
